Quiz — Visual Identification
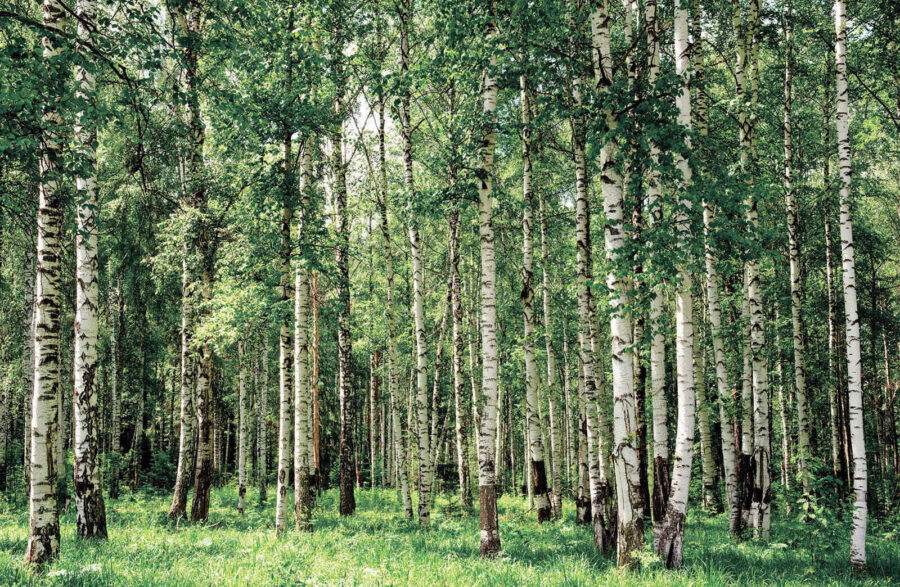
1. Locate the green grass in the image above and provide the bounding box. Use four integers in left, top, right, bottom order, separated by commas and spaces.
0, 486, 896, 585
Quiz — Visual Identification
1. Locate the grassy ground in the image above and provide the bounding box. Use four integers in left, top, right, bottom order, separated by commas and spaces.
0, 485, 897, 585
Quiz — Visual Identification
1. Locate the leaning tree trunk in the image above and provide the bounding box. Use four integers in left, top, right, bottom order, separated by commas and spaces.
520, 72, 552, 524
835, 0, 867, 570
476, 14, 502, 557
655, 1, 696, 568
25, 0, 66, 566
72, 0, 107, 540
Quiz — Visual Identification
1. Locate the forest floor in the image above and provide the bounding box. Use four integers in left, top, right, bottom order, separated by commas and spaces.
0, 485, 897, 585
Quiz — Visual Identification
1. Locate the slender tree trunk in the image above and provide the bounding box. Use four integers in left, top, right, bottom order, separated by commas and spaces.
72, 0, 107, 537
782, 0, 810, 496
377, 92, 412, 518
258, 323, 269, 503
25, 0, 66, 565
835, 0, 867, 570
695, 310, 718, 512
22, 245, 35, 490
655, 1, 696, 567
538, 193, 563, 518
275, 19, 296, 534
311, 275, 320, 481
294, 137, 314, 531
644, 0, 670, 543
823, 49, 844, 484
369, 352, 380, 488
397, 0, 431, 527
238, 341, 247, 514
333, 58, 356, 518
169, 260, 195, 519
450, 210, 471, 508
190, 340, 214, 521
476, 13, 502, 556
520, 72, 552, 524
591, 0, 639, 563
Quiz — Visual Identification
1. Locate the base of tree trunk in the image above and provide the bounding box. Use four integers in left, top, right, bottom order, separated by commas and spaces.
25, 521, 60, 568
655, 507, 686, 569
191, 455, 213, 522
617, 516, 644, 569
75, 491, 108, 540
479, 484, 501, 557
592, 482, 617, 555
531, 460, 551, 523
575, 494, 591, 525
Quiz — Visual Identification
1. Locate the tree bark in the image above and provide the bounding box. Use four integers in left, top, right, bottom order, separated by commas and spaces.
25, 0, 66, 566
782, 0, 810, 497
238, 340, 247, 514
835, 0, 868, 570
655, 1, 696, 567
333, 56, 356, 518
377, 92, 412, 518
520, 72, 552, 524
450, 210, 471, 508
73, 0, 107, 539
476, 12, 501, 556
538, 193, 562, 519
294, 137, 314, 531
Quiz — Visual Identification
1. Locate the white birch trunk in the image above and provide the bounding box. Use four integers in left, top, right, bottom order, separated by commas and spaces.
476, 20, 502, 555
539, 193, 563, 518
591, 0, 641, 564
656, 1, 696, 568
520, 73, 552, 523
26, 0, 66, 565
783, 0, 810, 496
835, 0, 867, 570
294, 138, 314, 530
73, 0, 107, 540
274, 129, 294, 536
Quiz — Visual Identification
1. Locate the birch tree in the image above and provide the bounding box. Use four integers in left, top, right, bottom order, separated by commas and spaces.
834, 0, 867, 570
476, 5, 502, 556
72, 0, 107, 540
655, 0, 696, 568
782, 0, 810, 497
591, 0, 642, 565
25, 0, 67, 566
238, 340, 247, 515
520, 71, 551, 523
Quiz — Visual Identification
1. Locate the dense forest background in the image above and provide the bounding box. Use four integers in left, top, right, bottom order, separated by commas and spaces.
0, 0, 899, 583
